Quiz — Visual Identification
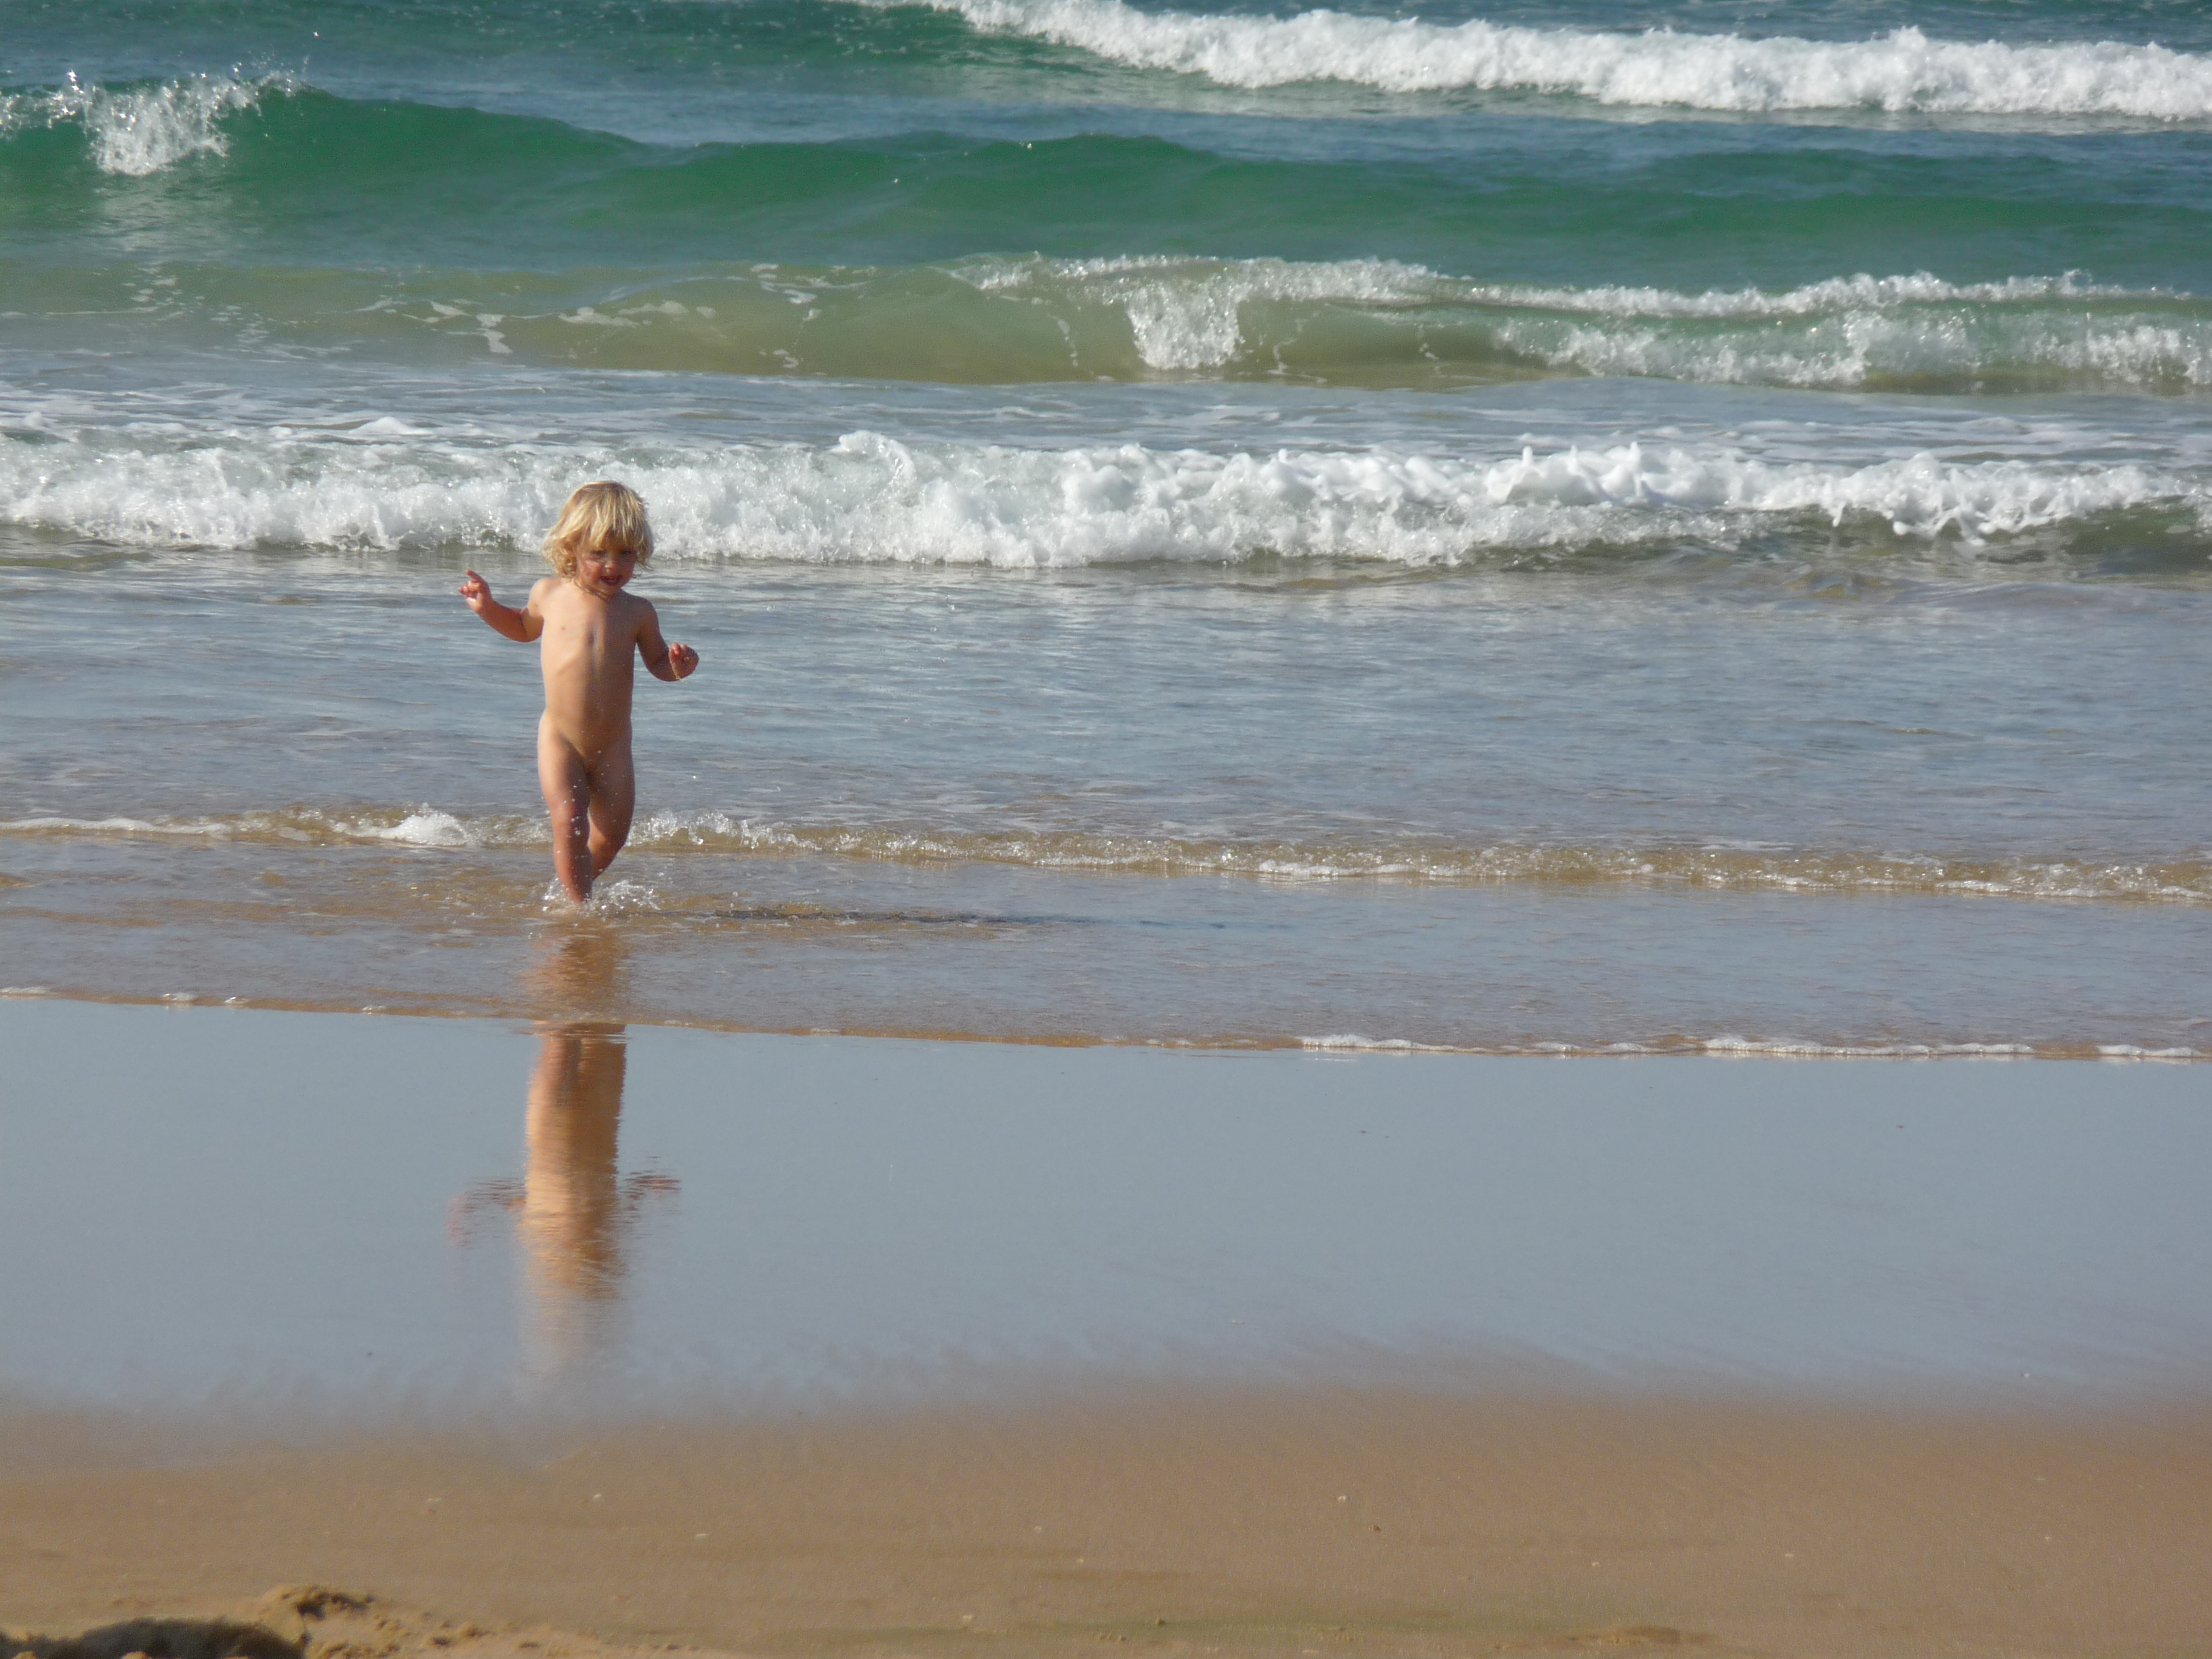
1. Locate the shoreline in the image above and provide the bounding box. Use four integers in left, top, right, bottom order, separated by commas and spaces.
0, 985, 2200, 1062
9, 796, 2211, 1059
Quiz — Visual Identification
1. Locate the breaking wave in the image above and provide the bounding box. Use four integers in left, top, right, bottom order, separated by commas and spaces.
904, 0, 2212, 118
1, 417, 2197, 563
0, 73, 287, 176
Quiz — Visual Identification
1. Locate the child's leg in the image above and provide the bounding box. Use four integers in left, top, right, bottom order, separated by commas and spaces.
537, 716, 596, 903
585, 743, 636, 878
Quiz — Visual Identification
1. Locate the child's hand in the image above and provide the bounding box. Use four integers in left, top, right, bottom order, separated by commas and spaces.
459, 569, 493, 613
668, 642, 699, 679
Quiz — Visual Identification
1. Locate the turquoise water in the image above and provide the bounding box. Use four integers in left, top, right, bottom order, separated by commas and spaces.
4, 0, 2211, 1050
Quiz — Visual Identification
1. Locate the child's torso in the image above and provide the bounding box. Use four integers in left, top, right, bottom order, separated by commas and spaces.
537, 582, 638, 755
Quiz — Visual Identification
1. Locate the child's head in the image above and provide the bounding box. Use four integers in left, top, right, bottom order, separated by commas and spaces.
543, 480, 654, 577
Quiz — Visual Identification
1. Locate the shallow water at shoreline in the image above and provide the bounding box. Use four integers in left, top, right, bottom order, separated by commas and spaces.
8, 843, 2212, 1053
8, 412, 2211, 1052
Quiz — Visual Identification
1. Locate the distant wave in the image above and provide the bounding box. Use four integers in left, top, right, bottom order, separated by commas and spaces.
0, 72, 288, 175
7, 807, 2209, 905
8, 15, 2210, 134
1, 415, 2199, 562
901, 0, 2212, 117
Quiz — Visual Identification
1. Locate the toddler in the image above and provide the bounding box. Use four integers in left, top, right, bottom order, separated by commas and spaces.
459, 481, 699, 903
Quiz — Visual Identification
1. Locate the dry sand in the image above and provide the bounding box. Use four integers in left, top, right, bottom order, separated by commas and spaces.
6, 1382, 2209, 1659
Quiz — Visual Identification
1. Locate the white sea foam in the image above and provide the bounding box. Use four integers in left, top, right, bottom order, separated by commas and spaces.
588, 878, 666, 915
1299, 1033, 1462, 1052
1461, 270, 2142, 319
367, 809, 479, 848
905, 0, 2212, 118
1694, 1036, 2049, 1057
1, 415, 2196, 565
0, 810, 546, 848
0, 73, 284, 176
0, 813, 230, 837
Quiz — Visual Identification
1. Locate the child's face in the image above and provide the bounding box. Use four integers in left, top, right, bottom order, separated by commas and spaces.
573, 542, 638, 598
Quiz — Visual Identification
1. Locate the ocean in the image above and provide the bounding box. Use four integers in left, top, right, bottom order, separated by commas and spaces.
5, 0, 2211, 1054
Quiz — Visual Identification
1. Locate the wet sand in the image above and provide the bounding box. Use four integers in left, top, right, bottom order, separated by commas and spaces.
5, 999, 2209, 1656
7, 1385, 2211, 1659
12, 999, 2212, 1401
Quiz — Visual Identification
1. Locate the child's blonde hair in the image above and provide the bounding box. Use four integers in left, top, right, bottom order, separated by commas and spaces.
543, 480, 655, 576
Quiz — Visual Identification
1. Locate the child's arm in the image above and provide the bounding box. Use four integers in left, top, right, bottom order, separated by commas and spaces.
459, 571, 544, 642
634, 600, 699, 682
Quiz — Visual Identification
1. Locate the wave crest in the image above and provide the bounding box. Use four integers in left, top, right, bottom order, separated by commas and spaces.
0, 73, 286, 176
907, 0, 2212, 118
1, 414, 2196, 562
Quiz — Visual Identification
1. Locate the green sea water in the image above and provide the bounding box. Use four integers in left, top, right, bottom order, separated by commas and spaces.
5, 0, 2212, 1053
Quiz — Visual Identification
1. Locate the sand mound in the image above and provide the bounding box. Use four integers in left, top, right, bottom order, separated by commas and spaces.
5, 1586, 734, 1659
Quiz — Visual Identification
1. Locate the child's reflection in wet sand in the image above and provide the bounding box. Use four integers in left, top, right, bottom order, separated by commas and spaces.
453, 926, 676, 1378
523, 1021, 632, 1303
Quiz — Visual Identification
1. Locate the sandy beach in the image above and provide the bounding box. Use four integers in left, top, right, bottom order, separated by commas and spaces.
8, 1385, 2211, 1659
12, 0, 2212, 1650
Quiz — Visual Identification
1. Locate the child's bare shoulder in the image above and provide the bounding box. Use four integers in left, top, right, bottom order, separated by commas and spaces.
527, 575, 565, 610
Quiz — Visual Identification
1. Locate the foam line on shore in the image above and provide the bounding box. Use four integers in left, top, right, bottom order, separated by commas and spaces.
1299, 1032, 2211, 1057
7, 808, 2208, 904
